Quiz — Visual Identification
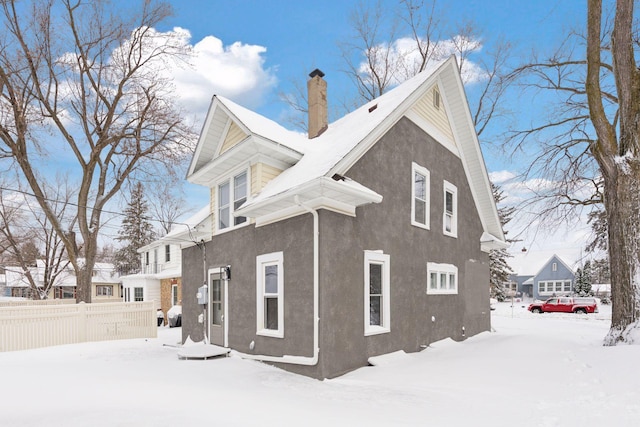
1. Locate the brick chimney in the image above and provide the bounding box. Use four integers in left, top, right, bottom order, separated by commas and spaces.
307, 69, 327, 139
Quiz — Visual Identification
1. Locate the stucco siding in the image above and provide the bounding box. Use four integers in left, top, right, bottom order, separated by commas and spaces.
315, 116, 489, 377
182, 116, 490, 379
182, 214, 316, 365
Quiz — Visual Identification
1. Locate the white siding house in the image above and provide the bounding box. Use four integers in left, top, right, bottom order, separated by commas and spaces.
120, 206, 211, 321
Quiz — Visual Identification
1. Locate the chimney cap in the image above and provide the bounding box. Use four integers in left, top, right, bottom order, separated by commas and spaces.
309, 68, 325, 78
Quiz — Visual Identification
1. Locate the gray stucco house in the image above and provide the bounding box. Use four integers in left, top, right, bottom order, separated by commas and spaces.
182, 56, 506, 379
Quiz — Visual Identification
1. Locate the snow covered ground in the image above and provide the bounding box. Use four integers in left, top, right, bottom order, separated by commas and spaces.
1, 301, 638, 426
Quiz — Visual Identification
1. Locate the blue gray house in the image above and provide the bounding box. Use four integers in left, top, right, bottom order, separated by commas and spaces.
528, 255, 575, 301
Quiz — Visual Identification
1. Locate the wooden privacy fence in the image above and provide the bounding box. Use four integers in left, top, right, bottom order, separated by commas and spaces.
0, 301, 157, 352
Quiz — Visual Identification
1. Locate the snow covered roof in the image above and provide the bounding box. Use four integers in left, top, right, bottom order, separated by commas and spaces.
138, 205, 212, 252
189, 56, 505, 244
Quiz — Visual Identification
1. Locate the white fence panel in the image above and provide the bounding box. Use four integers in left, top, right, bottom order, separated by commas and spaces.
0, 302, 157, 352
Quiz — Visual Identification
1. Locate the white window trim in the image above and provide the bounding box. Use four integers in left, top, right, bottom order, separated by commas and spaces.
171, 284, 178, 306
364, 250, 391, 336
426, 262, 458, 295
215, 167, 251, 234
538, 280, 572, 296
443, 180, 458, 238
411, 162, 430, 230
256, 252, 284, 338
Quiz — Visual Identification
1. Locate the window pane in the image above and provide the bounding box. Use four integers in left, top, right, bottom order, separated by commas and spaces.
414, 172, 426, 199
218, 182, 230, 205
414, 200, 426, 224
234, 172, 247, 225
234, 172, 247, 199
445, 213, 452, 232
564, 282, 571, 291
218, 181, 230, 229
449, 274, 455, 289
219, 207, 230, 229
369, 263, 382, 294
212, 280, 221, 301
212, 302, 222, 325
430, 272, 438, 289
445, 191, 453, 214
265, 297, 278, 329
265, 265, 278, 294
440, 273, 447, 289
369, 295, 381, 326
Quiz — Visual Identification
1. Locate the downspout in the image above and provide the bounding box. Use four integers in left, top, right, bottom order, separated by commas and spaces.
236, 195, 319, 366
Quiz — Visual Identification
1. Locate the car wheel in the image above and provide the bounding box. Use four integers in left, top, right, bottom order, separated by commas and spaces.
532, 308, 542, 314
574, 308, 587, 314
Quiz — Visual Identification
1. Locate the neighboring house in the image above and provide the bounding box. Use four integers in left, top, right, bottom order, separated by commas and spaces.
507, 273, 534, 298
120, 206, 211, 323
4, 260, 121, 301
182, 56, 506, 379
525, 255, 576, 301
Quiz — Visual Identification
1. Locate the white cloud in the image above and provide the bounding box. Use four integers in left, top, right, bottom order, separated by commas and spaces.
489, 170, 517, 185
166, 28, 277, 118
359, 35, 486, 89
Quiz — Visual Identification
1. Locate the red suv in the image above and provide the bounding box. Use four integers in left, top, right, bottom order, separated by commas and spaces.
528, 297, 598, 314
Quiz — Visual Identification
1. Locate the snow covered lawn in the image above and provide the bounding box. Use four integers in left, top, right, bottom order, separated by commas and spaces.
1, 301, 638, 426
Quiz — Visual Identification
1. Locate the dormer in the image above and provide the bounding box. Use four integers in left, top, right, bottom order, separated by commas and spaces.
187, 96, 306, 190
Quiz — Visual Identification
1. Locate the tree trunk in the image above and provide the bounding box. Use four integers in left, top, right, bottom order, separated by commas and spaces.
76, 233, 98, 304
603, 163, 640, 344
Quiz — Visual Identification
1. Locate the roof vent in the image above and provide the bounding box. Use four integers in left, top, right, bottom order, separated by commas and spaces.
368, 104, 378, 113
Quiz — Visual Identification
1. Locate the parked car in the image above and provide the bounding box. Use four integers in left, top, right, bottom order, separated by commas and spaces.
528, 297, 598, 314
167, 305, 182, 327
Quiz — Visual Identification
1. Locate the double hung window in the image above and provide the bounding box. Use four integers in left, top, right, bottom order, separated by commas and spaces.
364, 251, 391, 336
443, 181, 457, 237
256, 252, 284, 337
218, 170, 248, 231
411, 163, 430, 229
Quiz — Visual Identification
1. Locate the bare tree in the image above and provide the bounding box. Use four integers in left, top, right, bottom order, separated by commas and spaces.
0, 0, 194, 302
279, 0, 513, 139
147, 179, 190, 236
586, 0, 640, 343
507, 0, 640, 343
0, 177, 73, 299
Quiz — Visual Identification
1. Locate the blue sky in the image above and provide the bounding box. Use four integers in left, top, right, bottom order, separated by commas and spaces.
148, 0, 591, 274
0, 0, 591, 274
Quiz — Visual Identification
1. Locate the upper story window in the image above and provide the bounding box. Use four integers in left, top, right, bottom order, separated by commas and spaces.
411, 162, 430, 229
443, 180, 457, 238
552, 262, 557, 272
145, 252, 149, 265
165, 245, 171, 262
218, 170, 248, 231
